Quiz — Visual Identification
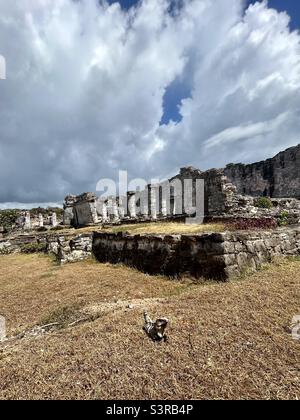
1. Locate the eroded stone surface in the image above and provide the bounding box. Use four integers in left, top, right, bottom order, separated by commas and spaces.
47, 233, 93, 264
92, 227, 300, 281
225, 144, 300, 198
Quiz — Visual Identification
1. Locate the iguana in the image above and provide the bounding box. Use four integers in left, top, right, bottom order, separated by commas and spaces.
143, 312, 168, 342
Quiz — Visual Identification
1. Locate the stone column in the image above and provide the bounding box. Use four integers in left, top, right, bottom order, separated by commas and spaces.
117, 196, 126, 220
102, 201, 108, 223
118, 206, 125, 220
150, 184, 158, 220
112, 199, 119, 221
90, 203, 99, 224
51, 212, 58, 227
128, 192, 137, 218
107, 198, 119, 222
63, 195, 76, 226
38, 213, 44, 228
161, 181, 170, 217
140, 187, 149, 217
24, 212, 31, 230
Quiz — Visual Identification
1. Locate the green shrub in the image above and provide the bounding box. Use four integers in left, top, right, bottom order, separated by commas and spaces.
36, 226, 48, 232
30, 207, 64, 218
0, 210, 19, 232
0, 246, 12, 255
255, 197, 273, 209
50, 226, 64, 231
278, 211, 289, 227
20, 243, 47, 254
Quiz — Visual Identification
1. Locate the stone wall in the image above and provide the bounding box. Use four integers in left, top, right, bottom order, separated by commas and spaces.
69, 193, 99, 227
0, 234, 48, 254
47, 233, 93, 264
225, 144, 300, 198
63, 195, 76, 225
93, 227, 300, 281
171, 167, 238, 216
0, 232, 93, 264
3, 227, 300, 281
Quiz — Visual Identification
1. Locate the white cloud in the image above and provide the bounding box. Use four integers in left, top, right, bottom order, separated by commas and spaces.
0, 0, 300, 204
203, 111, 290, 149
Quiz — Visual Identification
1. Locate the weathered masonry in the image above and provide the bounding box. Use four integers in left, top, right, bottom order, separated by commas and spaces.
92, 226, 300, 281
2, 226, 300, 281
63, 144, 300, 227
225, 144, 300, 198
63, 193, 99, 227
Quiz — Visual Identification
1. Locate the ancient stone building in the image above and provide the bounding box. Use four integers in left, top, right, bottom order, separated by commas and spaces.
225, 144, 300, 198
63, 144, 300, 227
66, 193, 99, 227
63, 195, 77, 225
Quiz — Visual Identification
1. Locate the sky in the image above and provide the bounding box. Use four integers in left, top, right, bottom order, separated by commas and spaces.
1, 0, 300, 208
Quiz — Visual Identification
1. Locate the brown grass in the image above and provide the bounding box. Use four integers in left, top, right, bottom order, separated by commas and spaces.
22, 222, 225, 237
109, 222, 226, 235
0, 254, 299, 400
0, 254, 190, 335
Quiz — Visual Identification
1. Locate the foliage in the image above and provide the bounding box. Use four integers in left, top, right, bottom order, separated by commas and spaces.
36, 226, 48, 232
20, 243, 47, 254
50, 226, 64, 231
0, 207, 63, 233
254, 197, 273, 209
0, 210, 19, 232
0, 246, 12, 255
30, 207, 64, 218
278, 211, 289, 227
229, 217, 278, 231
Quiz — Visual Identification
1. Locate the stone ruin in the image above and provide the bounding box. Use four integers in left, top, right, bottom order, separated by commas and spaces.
3, 145, 300, 281
15, 211, 60, 231
63, 144, 300, 228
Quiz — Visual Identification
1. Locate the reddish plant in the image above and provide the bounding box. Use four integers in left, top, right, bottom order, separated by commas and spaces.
228, 217, 278, 231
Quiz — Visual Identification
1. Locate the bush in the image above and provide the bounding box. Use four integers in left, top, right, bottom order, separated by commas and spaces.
36, 226, 48, 232
50, 226, 64, 231
0, 246, 12, 255
20, 242, 47, 254
255, 197, 273, 209
229, 217, 278, 231
278, 211, 289, 227
30, 207, 64, 218
0, 210, 19, 232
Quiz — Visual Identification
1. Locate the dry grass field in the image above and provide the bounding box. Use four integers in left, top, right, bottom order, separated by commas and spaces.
0, 253, 299, 400
109, 222, 226, 235
43, 222, 226, 236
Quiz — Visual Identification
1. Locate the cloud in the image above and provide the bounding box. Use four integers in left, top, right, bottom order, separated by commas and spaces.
203, 111, 290, 149
0, 0, 300, 204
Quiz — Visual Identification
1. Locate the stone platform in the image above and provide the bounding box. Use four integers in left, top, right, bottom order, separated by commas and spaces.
92, 226, 300, 281
2, 227, 300, 281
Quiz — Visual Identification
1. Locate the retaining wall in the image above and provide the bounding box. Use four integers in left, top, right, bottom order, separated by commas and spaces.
47, 233, 93, 263
0, 233, 93, 264
2, 227, 300, 281
93, 227, 300, 281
